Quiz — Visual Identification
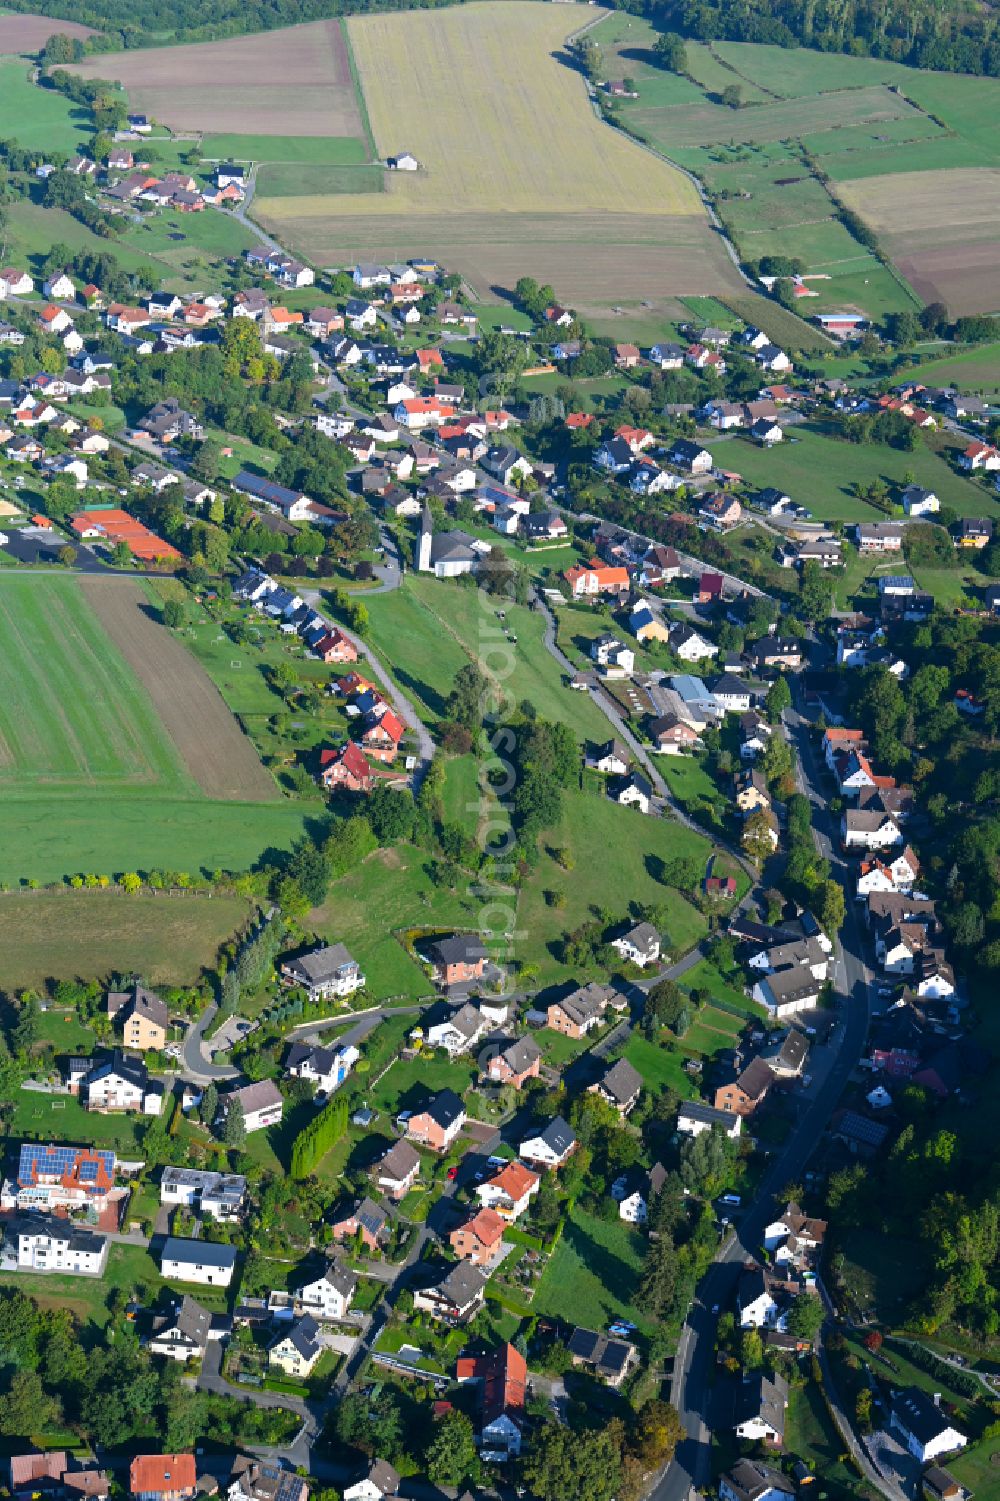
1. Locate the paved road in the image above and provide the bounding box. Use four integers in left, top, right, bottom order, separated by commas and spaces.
180, 1002, 239, 1083
654, 693, 875, 1501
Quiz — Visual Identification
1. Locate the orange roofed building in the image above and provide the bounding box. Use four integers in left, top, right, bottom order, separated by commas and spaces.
564, 559, 630, 598
70, 508, 181, 563
455, 1342, 527, 1460
128, 1456, 196, 1501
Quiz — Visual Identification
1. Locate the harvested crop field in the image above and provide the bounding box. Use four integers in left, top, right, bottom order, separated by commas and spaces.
256, 3, 739, 300
0, 13, 94, 51
839, 168, 1000, 315
80, 577, 278, 802
256, 206, 744, 300
68, 19, 365, 139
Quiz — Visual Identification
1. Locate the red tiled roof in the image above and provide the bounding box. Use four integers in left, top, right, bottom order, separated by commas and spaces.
486, 1161, 539, 1200
129, 1455, 196, 1497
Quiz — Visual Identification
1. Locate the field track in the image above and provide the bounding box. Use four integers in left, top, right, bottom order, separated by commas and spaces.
80, 577, 279, 802
68, 20, 364, 138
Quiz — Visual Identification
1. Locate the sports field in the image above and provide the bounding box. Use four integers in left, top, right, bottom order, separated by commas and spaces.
838, 169, 1000, 316
255, 3, 741, 302
69, 20, 368, 140
0, 576, 310, 885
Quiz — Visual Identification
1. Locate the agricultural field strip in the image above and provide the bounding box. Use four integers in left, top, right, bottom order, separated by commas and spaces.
0, 578, 187, 789
81, 577, 279, 802
68, 20, 366, 140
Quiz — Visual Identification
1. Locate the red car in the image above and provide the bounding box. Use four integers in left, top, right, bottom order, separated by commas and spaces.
446, 1166, 459, 1180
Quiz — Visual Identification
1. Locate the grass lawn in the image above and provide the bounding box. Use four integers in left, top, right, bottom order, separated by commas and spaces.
33, 1008, 97, 1053
951, 1441, 1000, 1501
680, 957, 763, 1017
10, 1091, 149, 1150
533, 1203, 652, 1333
441, 753, 480, 839
622, 1033, 699, 1098
203, 427, 279, 478
0, 891, 251, 990
516, 786, 709, 983
712, 422, 994, 519
894, 340, 1000, 394
0, 576, 310, 885
364, 574, 613, 742
309, 844, 486, 1002
201, 133, 369, 164
0, 61, 87, 153
661, 756, 728, 823
785, 1378, 866, 1501
537, 1028, 594, 1068
368, 1052, 477, 1119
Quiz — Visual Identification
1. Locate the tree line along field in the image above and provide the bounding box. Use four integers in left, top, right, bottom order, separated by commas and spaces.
0, 576, 310, 886
592, 18, 1000, 319
253, 2, 745, 305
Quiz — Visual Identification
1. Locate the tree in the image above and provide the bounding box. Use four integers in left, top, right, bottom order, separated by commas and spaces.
58, 544, 77, 566
639, 1230, 677, 1320
522, 1421, 622, 1501
787, 1293, 825, 1341
740, 1326, 764, 1369
223, 1101, 246, 1148
813, 878, 846, 936
765, 674, 791, 721
721, 83, 742, 107
742, 810, 775, 863
201, 1081, 218, 1126
425, 1410, 479, 1488
111, 540, 132, 569
445, 662, 488, 732
162, 598, 185, 629
1, 1370, 61, 1437
654, 33, 687, 71
192, 437, 223, 481
632, 1399, 684, 1466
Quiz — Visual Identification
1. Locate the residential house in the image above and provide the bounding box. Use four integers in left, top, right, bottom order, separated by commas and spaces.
449, 1207, 506, 1266
456, 1342, 527, 1460
128, 1456, 196, 1501
9, 1456, 108, 1501
566, 1327, 637, 1387
668, 437, 713, 474
713, 673, 754, 714
842, 807, 902, 851
614, 1161, 667, 1224
735, 769, 771, 815
106, 984, 168, 1051
891, 1389, 967, 1464
737, 1267, 788, 1329
412, 1262, 488, 1324
286, 1040, 360, 1096
856, 522, 904, 553
4, 1144, 118, 1218
649, 713, 701, 755
720, 1460, 796, 1501
295, 1261, 357, 1320
519, 1116, 577, 1170
75, 1051, 163, 1115
374, 1140, 422, 1201
564, 559, 631, 598
589, 1057, 643, 1116
476, 1161, 540, 1221
361, 709, 405, 764
668, 623, 718, 663
733, 1373, 789, 1446
610, 921, 660, 967
714, 1057, 775, 1118
677, 1101, 742, 1139
614, 343, 641, 368
343, 1462, 400, 1501
160, 1238, 237, 1288
425, 1002, 487, 1057
589, 736, 630, 776
649, 341, 685, 369
901, 485, 940, 517
319, 742, 375, 794
427, 935, 488, 988
700, 493, 743, 530
269, 1315, 322, 1379
280, 944, 365, 1000
148, 1294, 218, 1362
487, 1036, 542, 1088
406, 1090, 467, 1151
225, 1080, 283, 1134
612, 770, 653, 813
546, 980, 621, 1039
4, 1216, 108, 1276
160, 1167, 247, 1223
227, 1461, 308, 1501
331, 1196, 389, 1253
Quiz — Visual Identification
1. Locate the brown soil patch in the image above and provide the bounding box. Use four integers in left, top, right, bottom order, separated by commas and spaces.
68, 19, 363, 137
80, 576, 279, 801
0, 13, 94, 52
892, 242, 1000, 319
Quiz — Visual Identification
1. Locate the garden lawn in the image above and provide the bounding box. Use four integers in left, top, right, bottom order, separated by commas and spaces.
784, 1379, 865, 1501
0, 891, 251, 989
309, 844, 488, 1001
622, 1034, 699, 1098
516, 787, 709, 982
680, 957, 763, 1017
368, 1052, 477, 1119
441, 753, 480, 839
952, 1442, 1000, 1501
533, 1204, 652, 1333
711, 422, 994, 519
10, 1091, 147, 1150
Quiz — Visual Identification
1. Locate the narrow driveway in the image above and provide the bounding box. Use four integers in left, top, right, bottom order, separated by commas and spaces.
181, 1003, 239, 1083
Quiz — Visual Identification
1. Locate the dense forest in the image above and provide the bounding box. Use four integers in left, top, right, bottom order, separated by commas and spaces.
11, 0, 1000, 75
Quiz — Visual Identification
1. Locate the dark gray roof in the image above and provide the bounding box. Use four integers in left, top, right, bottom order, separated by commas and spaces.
567, 1326, 634, 1376
162, 1237, 237, 1269
598, 1058, 643, 1106
432, 934, 487, 966
420, 1089, 466, 1130
892, 1387, 959, 1445
274, 1313, 321, 1360
525, 1115, 576, 1156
